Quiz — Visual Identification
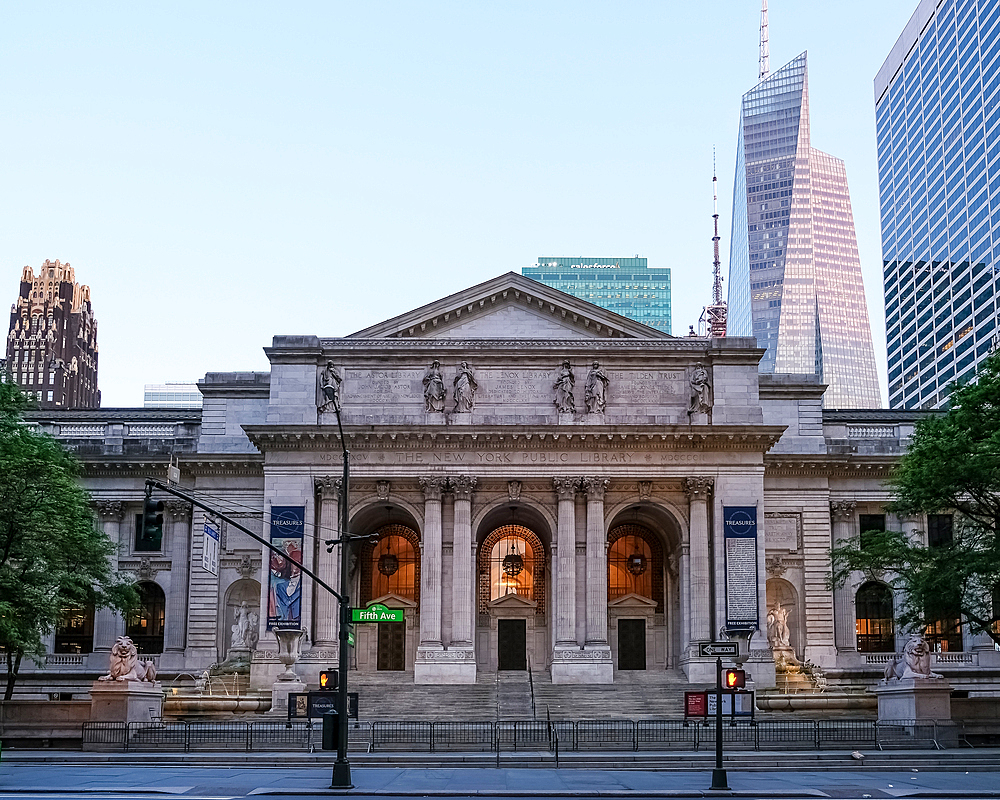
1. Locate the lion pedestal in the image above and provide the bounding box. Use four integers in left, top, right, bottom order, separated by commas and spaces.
873, 677, 953, 722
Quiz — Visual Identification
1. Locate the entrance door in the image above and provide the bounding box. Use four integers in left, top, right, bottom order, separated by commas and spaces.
618, 619, 646, 670
377, 621, 405, 670
497, 619, 526, 670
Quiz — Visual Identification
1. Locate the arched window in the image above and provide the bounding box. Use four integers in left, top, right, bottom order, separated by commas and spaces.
608, 524, 664, 611
487, 528, 535, 602
126, 581, 166, 654
855, 582, 894, 652
55, 605, 94, 654
363, 524, 419, 604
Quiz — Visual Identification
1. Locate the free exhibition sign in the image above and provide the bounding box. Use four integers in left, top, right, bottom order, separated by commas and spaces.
723, 506, 759, 631
352, 603, 404, 623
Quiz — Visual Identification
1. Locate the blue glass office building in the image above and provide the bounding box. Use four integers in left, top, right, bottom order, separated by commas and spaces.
876, 0, 1000, 409
728, 54, 882, 408
522, 257, 671, 333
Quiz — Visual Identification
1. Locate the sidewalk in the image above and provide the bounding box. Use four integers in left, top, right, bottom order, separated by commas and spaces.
2, 756, 1000, 797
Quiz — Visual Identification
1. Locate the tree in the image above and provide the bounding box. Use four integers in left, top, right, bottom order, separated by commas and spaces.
831, 351, 1000, 648
0, 382, 136, 699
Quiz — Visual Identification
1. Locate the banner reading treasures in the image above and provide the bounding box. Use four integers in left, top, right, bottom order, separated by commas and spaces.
723, 506, 759, 631
267, 506, 305, 631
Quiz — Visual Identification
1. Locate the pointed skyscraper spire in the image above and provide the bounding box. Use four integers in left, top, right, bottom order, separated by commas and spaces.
759, 0, 770, 82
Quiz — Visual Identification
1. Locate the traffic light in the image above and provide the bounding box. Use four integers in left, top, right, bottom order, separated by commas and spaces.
724, 668, 746, 689
319, 668, 338, 691
141, 495, 164, 548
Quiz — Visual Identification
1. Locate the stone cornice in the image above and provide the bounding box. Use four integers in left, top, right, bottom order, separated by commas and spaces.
242, 424, 787, 453
765, 454, 898, 477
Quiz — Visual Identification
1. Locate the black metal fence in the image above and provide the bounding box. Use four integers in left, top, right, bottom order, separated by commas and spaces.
81, 717, 946, 753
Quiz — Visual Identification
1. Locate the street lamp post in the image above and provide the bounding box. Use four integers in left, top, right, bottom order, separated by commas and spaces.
331, 405, 353, 789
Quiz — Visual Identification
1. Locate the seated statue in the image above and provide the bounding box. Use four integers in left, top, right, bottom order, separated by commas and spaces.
883, 635, 943, 681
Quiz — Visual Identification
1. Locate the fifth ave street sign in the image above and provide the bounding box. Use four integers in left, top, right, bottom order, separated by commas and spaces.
351, 603, 404, 623
699, 642, 739, 657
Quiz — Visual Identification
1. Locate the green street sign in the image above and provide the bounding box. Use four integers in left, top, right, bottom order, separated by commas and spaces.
347, 630, 355, 647
352, 603, 404, 623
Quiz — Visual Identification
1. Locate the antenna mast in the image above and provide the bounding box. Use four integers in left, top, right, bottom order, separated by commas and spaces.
759, 0, 770, 82
701, 150, 728, 337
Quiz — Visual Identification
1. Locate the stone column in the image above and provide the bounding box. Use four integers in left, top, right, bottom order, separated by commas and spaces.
830, 500, 857, 652
679, 542, 691, 652
582, 477, 610, 646
450, 476, 476, 646
418, 477, 446, 649
313, 477, 341, 650
161, 501, 192, 668
92, 501, 126, 670
553, 477, 579, 647
684, 477, 714, 647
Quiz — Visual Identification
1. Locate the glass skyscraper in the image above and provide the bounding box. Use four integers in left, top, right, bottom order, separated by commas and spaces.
522, 257, 671, 333
876, 0, 999, 409
728, 53, 882, 408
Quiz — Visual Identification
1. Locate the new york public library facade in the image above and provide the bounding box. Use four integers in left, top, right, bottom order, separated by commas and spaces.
14, 273, 1000, 705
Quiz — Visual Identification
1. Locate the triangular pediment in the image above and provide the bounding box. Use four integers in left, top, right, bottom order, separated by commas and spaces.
369, 593, 417, 610
349, 272, 669, 341
608, 592, 658, 609
487, 592, 537, 610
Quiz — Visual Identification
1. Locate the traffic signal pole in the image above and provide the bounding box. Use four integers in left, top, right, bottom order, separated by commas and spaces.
332, 403, 352, 789
710, 656, 729, 791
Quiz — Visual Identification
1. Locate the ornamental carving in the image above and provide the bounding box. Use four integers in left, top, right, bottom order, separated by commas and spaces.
582, 476, 609, 501
376, 480, 391, 500
507, 480, 522, 502
683, 477, 714, 499
315, 477, 342, 499
318, 361, 342, 414
419, 476, 447, 501
765, 554, 787, 578
553, 477, 578, 500
553, 360, 576, 413
584, 361, 609, 414
638, 481, 652, 501
237, 555, 259, 578
422, 360, 447, 412
166, 500, 192, 520
138, 558, 157, 579
687, 362, 712, 415
453, 361, 478, 413
450, 475, 477, 500
830, 500, 857, 520
96, 501, 125, 521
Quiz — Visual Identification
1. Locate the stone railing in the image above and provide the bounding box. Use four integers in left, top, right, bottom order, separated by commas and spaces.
126, 424, 176, 437
847, 425, 896, 439
864, 652, 978, 666
45, 654, 85, 667
59, 424, 106, 437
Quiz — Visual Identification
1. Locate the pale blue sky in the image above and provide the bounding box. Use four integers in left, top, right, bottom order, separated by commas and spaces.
2, 1, 917, 407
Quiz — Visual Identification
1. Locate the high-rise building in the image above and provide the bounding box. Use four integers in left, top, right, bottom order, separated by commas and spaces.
6, 259, 100, 408
876, 0, 1000, 409
144, 382, 203, 408
521, 257, 671, 333
728, 52, 882, 409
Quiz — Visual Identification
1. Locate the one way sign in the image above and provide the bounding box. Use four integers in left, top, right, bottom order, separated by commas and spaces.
699, 642, 739, 657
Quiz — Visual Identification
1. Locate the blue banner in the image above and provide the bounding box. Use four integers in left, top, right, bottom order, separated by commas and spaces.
723, 506, 759, 631
267, 506, 305, 631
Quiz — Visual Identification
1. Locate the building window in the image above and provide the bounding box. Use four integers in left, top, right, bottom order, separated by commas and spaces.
859, 514, 886, 550
485, 528, 535, 602
855, 582, 894, 652
607, 524, 664, 610
55, 605, 95, 654
927, 514, 953, 547
126, 581, 166, 654
361, 524, 419, 605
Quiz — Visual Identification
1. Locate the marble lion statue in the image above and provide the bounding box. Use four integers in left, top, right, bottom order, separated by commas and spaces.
883, 635, 943, 681
98, 635, 158, 682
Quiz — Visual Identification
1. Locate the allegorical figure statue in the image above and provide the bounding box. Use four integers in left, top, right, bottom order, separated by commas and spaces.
319, 361, 342, 413
688, 362, 712, 415
553, 360, 575, 413
453, 360, 478, 412
766, 603, 791, 649
231, 601, 259, 650
584, 360, 609, 414
422, 359, 446, 412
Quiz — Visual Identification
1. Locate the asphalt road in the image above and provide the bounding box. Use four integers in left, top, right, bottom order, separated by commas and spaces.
2, 763, 1000, 800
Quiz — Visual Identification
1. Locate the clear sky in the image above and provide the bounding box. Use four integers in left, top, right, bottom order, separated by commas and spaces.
2, 1, 918, 407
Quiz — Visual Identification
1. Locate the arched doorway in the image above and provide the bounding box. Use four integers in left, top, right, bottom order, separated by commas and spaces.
478, 522, 547, 672
608, 523, 665, 671
360, 523, 420, 671
127, 581, 165, 655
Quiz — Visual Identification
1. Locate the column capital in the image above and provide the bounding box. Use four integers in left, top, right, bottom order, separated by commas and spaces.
553, 476, 580, 500
450, 475, 477, 500
315, 476, 342, 498
96, 500, 125, 521
165, 500, 192, 520
419, 476, 448, 501
683, 477, 714, 499
581, 476, 609, 501
830, 500, 857, 520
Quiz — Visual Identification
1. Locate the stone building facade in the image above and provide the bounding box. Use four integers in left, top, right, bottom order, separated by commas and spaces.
10, 274, 999, 699
6, 259, 100, 408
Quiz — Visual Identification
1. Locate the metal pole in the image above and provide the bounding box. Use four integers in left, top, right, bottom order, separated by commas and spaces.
332, 406, 353, 789
710, 656, 729, 790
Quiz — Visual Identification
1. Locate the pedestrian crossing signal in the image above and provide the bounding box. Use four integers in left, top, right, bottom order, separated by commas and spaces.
724, 668, 746, 689
319, 669, 338, 691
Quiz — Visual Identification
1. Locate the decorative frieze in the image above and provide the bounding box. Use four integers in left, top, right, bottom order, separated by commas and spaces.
683, 477, 714, 499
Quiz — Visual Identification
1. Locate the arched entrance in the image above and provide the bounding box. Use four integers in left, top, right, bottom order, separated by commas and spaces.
359, 523, 420, 671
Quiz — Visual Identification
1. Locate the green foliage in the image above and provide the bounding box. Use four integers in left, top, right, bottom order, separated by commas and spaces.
0, 381, 137, 698
830, 352, 1000, 646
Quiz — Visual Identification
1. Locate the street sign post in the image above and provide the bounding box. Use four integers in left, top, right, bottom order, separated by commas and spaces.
699, 641, 738, 657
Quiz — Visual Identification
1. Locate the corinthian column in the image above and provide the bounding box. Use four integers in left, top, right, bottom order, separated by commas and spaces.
830, 500, 857, 652
684, 477, 714, 646
163, 501, 193, 660
450, 476, 477, 647
553, 477, 579, 647
93, 501, 126, 665
418, 477, 447, 649
314, 477, 341, 650
582, 476, 610, 646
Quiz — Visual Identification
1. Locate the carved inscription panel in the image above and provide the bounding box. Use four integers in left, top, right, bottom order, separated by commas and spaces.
610, 370, 686, 404
347, 369, 424, 404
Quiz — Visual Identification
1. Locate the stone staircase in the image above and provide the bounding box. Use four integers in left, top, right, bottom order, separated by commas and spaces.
345, 668, 697, 722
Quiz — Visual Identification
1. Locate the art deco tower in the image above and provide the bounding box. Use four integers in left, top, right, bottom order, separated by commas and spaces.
6, 259, 100, 408
727, 51, 882, 408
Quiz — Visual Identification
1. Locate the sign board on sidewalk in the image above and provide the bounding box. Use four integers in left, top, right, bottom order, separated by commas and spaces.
706, 691, 755, 717
288, 691, 358, 720
352, 603, 404, 623
202, 523, 220, 576
684, 691, 708, 718
699, 642, 739, 657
